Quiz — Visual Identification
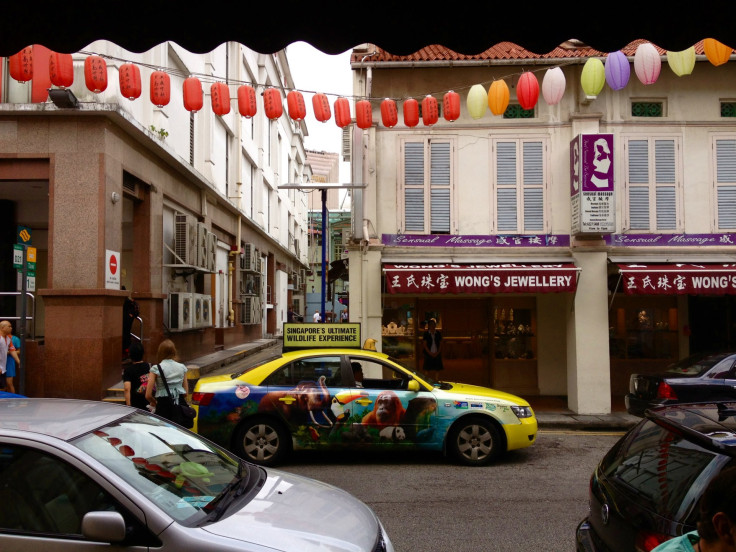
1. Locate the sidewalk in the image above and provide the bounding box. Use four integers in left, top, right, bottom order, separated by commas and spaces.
184, 340, 640, 432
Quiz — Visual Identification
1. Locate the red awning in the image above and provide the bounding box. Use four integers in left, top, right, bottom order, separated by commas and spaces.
384, 263, 579, 294
617, 263, 736, 295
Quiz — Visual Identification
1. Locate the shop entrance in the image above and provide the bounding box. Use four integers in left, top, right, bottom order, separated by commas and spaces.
688, 295, 736, 354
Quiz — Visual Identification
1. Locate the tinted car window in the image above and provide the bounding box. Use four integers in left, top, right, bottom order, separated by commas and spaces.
665, 353, 732, 376
264, 356, 343, 387
600, 419, 734, 521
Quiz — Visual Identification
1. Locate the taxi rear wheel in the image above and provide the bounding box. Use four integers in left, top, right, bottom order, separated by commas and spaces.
448, 418, 501, 466
235, 417, 290, 466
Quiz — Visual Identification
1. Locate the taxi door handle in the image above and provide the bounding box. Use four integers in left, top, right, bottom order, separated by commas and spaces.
279, 396, 297, 404
356, 398, 373, 406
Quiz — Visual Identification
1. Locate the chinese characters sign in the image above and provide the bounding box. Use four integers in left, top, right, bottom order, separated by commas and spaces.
618, 264, 736, 295
605, 233, 736, 246
384, 264, 579, 294
571, 134, 615, 235
382, 234, 570, 247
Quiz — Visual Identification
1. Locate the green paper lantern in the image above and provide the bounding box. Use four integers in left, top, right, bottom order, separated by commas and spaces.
466, 84, 487, 119
667, 47, 696, 77
581, 58, 605, 96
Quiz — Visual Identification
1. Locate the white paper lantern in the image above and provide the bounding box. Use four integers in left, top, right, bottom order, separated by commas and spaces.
542, 67, 566, 105
466, 84, 487, 119
634, 42, 661, 85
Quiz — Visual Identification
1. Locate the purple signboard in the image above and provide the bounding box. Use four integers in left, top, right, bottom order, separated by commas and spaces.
581, 134, 614, 192
382, 234, 571, 248
571, 133, 615, 235
605, 233, 736, 246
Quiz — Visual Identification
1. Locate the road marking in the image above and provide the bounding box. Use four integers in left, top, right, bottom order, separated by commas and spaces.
539, 429, 626, 436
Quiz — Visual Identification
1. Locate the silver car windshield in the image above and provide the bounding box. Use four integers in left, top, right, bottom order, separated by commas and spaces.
71, 411, 248, 524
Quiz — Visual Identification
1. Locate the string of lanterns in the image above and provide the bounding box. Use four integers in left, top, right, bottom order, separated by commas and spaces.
5, 39, 734, 129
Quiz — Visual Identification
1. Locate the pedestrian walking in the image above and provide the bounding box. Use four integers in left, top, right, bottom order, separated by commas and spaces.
123, 341, 152, 410
145, 339, 189, 422
0, 321, 19, 393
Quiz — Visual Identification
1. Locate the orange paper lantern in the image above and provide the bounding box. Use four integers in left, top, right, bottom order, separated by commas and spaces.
9, 46, 33, 83
488, 80, 509, 116
422, 95, 439, 126
49, 51, 74, 88
312, 93, 331, 122
263, 88, 283, 119
355, 100, 372, 129
334, 97, 351, 127
287, 90, 306, 120
211, 82, 231, 116
380, 98, 398, 128
119, 63, 141, 100
237, 85, 257, 118
703, 38, 733, 66
183, 77, 203, 112
150, 71, 170, 107
516, 72, 539, 110
403, 98, 419, 127
84, 55, 107, 93
443, 91, 460, 122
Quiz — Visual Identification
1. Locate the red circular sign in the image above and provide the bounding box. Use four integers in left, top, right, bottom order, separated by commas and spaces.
109, 254, 118, 275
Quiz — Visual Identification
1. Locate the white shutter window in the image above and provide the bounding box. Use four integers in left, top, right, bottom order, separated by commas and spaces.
625, 136, 681, 232
401, 139, 453, 233
494, 138, 546, 232
716, 138, 736, 230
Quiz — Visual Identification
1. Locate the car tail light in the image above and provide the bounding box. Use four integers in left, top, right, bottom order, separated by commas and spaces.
191, 392, 214, 406
656, 381, 678, 400
635, 530, 671, 551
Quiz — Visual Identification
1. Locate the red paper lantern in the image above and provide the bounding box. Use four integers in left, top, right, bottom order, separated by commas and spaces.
49, 51, 74, 88
211, 82, 231, 115
119, 63, 141, 100
516, 72, 539, 110
443, 91, 460, 122
403, 98, 419, 127
355, 100, 372, 129
380, 98, 398, 128
150, 71, 170, 107
312, 93, 331, 122
287, 90, 306, 121
422, 95, 439, 126
84, 55, 107, 93
263, 88, 283, 119
183, 77, 203, 112
237, 85, 257, 118
9, 46, 33, 83
334, 97, 351, 127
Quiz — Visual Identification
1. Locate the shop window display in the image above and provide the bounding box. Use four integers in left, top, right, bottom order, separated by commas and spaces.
493, 306, 536, 360
382, 301, 417, 370
609, 298, 678, 360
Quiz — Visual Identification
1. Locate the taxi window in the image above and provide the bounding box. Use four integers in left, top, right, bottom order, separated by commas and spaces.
264, 356, 343, 387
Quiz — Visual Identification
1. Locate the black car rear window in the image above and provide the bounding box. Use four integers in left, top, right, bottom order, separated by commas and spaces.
600, 419, 731, 521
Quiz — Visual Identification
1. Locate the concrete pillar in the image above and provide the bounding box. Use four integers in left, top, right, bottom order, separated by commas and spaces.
567, 250, 611, 413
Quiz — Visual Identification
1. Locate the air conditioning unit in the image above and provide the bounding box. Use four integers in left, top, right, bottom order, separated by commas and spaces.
197, 223, 208, 269
174, 212, 197, 265
242, 243, 258, 272
201, 294, 212, 327
169, 292, 192, 330
240, 273, 259, 296
206, 232, 217, 272
192, 294, 203, 328
242, 296, 262, 325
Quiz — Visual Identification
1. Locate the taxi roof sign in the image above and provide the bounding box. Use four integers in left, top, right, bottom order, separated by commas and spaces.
283, 323, 361, 351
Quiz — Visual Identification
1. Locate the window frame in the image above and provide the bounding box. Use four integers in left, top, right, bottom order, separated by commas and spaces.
399, 136, 455, 235
490, 136, 549, 234
623, 135, 683, 233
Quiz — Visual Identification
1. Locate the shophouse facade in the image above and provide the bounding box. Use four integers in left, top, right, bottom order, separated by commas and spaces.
0, 41, 309, 399
347, 40, 736, 414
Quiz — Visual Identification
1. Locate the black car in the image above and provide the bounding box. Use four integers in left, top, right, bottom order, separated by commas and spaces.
625, 352, 736, 416
576, 402, 736, 552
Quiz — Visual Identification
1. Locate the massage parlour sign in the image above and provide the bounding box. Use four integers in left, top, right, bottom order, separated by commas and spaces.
571, 134, 615, 235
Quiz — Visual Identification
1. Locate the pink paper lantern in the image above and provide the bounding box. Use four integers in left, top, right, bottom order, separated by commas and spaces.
541, 67, 565, 105
634, 43, 661, 85
516, 72, 539, 110
605, 50, 630, 91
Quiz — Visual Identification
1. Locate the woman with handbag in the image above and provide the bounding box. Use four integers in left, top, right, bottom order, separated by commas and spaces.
145, 339, 189, 424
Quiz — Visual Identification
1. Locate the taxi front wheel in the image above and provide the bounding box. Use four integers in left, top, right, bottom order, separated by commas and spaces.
448, 418, 501, 466
235, 417, 290, 466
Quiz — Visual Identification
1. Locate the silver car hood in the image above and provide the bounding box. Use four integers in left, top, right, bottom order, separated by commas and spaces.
202, 468, 382, 551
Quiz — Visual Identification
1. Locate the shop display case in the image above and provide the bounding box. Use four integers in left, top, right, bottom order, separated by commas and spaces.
609, 304, 678, 360
381, 302, 417, 370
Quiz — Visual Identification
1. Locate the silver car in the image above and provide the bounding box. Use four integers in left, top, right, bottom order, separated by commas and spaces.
0, 398, 393, 551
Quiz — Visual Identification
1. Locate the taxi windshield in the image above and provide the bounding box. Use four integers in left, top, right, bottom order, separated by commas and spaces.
72, 411, 263, 524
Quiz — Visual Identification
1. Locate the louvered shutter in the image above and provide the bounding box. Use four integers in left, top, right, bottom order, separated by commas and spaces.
654, 140, 676, 230
716, 139, 736, 229
404, 142, 425, 231
523, 141, 544, 231
628, 140, 650, 229
430, 141, 451, 233
496, 141, 518, 231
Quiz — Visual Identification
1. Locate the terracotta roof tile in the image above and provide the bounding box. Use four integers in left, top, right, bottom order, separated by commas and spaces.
352, 40, 708, 63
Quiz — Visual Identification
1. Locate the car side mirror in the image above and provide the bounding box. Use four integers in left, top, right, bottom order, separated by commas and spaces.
407, 380, 420, 392
82, 511, 127, 543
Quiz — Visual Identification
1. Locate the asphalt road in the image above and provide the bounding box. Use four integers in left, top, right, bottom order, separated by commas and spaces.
212, 345, 621, 551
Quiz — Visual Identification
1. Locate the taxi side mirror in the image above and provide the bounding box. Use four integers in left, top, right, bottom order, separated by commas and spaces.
407, 380, 420, 392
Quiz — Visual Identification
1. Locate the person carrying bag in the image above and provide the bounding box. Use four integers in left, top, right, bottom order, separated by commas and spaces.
145, 339, 195, 428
